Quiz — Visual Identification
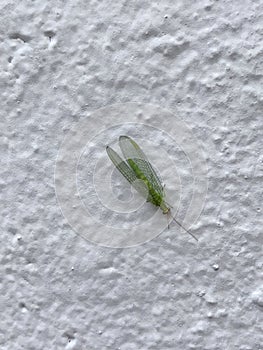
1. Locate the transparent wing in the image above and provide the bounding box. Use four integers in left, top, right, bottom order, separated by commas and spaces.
119, 136, 163, 195
106, 146, 150, 199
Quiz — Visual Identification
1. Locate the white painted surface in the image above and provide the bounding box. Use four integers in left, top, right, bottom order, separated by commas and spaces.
1, 1, 262, 349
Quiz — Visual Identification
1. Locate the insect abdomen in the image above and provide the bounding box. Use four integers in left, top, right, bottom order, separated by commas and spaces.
127, 159, 162, 206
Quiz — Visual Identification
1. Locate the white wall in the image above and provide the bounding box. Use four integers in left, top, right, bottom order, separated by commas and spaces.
1, 0, 262, 349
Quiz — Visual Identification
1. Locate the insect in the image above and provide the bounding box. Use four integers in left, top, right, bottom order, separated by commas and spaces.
106, 136, 198, 241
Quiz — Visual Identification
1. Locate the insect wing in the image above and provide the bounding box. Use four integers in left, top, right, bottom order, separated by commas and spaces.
106, 146, 149, 199
106, 146, 137, 184
119, 136, 163, 195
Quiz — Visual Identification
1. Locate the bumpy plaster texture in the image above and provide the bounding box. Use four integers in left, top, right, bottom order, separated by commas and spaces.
1, 0, 262, 349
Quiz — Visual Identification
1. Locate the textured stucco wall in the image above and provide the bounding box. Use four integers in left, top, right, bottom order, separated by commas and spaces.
1, 1, 262, 349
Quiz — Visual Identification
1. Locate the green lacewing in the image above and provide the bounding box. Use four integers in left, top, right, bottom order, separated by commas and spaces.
106, 136, 198, 241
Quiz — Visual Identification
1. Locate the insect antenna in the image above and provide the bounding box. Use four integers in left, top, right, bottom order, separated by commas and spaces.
166, 213, 170, 230
169, 211, 198, 242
